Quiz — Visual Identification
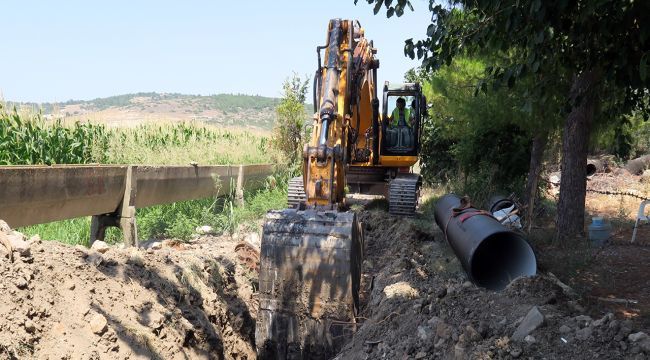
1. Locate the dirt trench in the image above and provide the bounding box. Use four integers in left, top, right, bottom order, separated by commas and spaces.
1, 203, 649, 359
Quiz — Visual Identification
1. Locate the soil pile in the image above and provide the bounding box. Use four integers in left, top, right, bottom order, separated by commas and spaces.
0, 221, 258, 360
336, 209, 650, 360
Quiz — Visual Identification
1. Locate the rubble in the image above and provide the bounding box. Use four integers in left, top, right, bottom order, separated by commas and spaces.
512, 306, 545, 341
90, 240, 110, 253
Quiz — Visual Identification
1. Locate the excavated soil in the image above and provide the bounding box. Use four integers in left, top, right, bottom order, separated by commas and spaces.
335, 208, 650, 360
2, 196, 649, 359
0, 230, 259, 360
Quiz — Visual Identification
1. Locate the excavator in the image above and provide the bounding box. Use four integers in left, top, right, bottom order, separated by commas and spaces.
255, 19, 427, 359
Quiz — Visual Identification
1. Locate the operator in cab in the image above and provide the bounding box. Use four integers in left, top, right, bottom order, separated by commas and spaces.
389, 97, 411, 128
387, 97, 414, 149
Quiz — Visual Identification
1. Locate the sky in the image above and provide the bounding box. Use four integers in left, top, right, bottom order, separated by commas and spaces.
0, 0, 433, 103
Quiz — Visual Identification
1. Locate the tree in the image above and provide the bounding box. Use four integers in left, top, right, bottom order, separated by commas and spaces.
272, 74, 310, 165
359, 0, 650, 239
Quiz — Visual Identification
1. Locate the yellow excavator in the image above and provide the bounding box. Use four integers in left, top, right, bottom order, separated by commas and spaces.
256, 19, 426, 359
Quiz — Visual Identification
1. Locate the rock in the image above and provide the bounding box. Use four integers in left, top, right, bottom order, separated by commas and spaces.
418, 325, 433, 341
414, 351, 427, 359
24, 319, 36, 333
433, 338, 446, 349
512, 306, 544, 341
639, 339, 650, 353
428, 316, 441, 327
568, 301, 585, 313
7, 233, 31, 257
618, 326, 633, 340
454, 343, 466, 359
524, 335, 536, 344
65, 281, 76, 291
90, 241, 110, 253
87, 253, 104, 266
14, 277, 29, 289
383, 281, 419, 299
195, 225, 214, 235
436, 287, 447, 299
150, 242, 162, 250
510, 346, 523, 358
574, 315, 592, 327
0, 220, 10, 233
576, 326, 593, 341
462, 281, 473, 288
28, 234, 41, 244
244, 232, 261, 248
90, 314, 108, 335
629, 332, 649, 343
592, 313, 613, 327
559, 325, 572, 334
436, 321, 452, 340
465, 325, 482, 342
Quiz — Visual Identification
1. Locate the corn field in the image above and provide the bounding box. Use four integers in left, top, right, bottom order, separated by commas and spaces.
0, 103, 109, 165
0, 103, 275, 166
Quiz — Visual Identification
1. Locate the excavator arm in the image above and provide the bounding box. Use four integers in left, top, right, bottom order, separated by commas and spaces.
303, 19, 378, 208
256, 19, 375, 360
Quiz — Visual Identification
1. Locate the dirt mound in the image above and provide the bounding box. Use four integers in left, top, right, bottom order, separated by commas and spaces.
0, 223, 257, 360
336, 209, 650, 359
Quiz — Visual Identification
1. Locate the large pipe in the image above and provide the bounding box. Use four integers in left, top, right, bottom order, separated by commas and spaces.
433, 194, 537, 290
586, 159, 604, 177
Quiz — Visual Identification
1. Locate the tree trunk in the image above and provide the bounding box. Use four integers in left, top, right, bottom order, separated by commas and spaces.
524, 131, 548, 232
556, 69, 601, 240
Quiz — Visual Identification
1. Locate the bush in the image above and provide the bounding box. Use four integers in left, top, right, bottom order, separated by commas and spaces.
272, 74, 310, 165
414, 56, 535, 196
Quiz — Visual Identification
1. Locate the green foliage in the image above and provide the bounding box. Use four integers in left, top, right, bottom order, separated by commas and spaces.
272, 74, 310, 165
414, 57, 535, 197
0, 103, 109, 165
365, 0, 650, 122
591, 104, 650, 160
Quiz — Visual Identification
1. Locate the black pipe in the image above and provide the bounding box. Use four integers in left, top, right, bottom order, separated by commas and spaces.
433, 194, 537, 290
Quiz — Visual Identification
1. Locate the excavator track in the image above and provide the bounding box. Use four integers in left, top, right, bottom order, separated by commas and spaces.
287, 176, 306, 209
255, 209, 363, 360
388, 173, 421, 216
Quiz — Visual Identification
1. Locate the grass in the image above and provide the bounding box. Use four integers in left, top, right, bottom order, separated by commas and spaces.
2, 102, 288, 246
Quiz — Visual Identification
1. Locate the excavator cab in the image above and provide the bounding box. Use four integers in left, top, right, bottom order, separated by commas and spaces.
381, 82, 426, 156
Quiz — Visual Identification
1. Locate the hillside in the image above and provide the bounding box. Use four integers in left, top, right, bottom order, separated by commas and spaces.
8, 93, 295, 131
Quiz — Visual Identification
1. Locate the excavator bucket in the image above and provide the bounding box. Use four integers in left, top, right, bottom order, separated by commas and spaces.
255, 209, 364, 360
